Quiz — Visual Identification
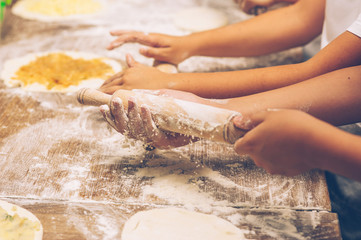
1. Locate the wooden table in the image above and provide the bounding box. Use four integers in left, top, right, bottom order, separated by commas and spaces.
0, 0, 341, 239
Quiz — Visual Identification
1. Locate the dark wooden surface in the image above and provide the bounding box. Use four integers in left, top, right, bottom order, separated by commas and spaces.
0, 0, 341, 239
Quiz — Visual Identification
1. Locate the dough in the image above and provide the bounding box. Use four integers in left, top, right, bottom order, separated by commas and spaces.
121, 208, 245, 240
12, 0, 103, 22
173, 7, 228, 32
0, 200, 43, 240
0, 51, 122, 92
155, 63, 178, 73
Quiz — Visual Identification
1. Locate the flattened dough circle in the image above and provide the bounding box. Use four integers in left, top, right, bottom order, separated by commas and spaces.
173, 7, 228, 32
121, 208, 245, 240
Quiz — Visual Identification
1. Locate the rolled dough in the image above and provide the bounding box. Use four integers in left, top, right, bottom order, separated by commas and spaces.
0, 51, 122, 93
121, 208, 245, 240
173, 7, 228, 32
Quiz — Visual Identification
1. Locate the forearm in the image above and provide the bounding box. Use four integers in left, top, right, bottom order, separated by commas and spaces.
171, 63, 307, 98
173, 29, 361, 100
225, 65, 361, 125
312, 124, 361, 182
187, 0, 324, 57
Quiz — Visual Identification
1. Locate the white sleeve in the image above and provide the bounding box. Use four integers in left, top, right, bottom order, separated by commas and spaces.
347, 12, 361, 38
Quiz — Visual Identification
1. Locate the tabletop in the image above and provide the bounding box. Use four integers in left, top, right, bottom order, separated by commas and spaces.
0, 0, 341, 239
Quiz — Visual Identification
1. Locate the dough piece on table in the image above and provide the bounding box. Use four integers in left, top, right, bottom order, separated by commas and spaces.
155, 63, 178, 74
121, 208, 245, 240
0, 51, 122, 93
12, 0, 103, 22
0, 200, 43, 240
173, 7, 228, 32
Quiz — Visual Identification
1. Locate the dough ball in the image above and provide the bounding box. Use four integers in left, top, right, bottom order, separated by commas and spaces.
155, 63, 178, 73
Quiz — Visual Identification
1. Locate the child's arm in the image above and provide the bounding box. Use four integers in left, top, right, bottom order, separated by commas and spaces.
233, 109, 361, 182
107, 0, 324, 64
101, 65, 361, 149
100, 30, 361, 98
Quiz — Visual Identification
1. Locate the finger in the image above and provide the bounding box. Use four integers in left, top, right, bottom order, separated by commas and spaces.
107, 31, 144, 50
99, 85, 123, 95
240, 1, 256, 13
127, 98, 147, 139
100, 77, 123, 89
234, 137, 248, 156
100, 104, 118, 131
110, 30, 137, 36
139, 47, 168, 62
110, 97, 129, 135
108, 32, 161, 50
140, 105, 197, 149
140, 105, 164, 142
233, 125, 262, 156
126, 54, 138, 68
100, 71, 124, 87
99, 76, 124, 93
233, 111, 269, 131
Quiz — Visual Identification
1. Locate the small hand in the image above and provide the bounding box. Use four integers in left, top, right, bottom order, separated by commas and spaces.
107, 30, 193, 65
100, 96, 198, 149
99, 54, 171, 95
233, 109, 326, 176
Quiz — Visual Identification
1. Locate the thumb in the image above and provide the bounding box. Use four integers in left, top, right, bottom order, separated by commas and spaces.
233, 111, 268, 131
126, 54, 138, 68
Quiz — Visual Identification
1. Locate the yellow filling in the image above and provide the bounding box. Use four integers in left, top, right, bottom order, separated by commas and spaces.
13, 53, 115, 90
24, 0, 102, 16
0, 206, 41, 240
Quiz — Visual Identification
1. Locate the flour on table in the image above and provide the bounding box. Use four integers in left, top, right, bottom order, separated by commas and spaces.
121, 208, 245, 240
173, 7, 228, 32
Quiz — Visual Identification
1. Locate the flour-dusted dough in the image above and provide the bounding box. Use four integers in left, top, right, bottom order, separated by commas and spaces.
12, 0, 104, 22
0, 51, 122, 93
155, 63, 178, 73
173, 7, 228, 32
0, 200, 43, 240
121, 208, 245, 240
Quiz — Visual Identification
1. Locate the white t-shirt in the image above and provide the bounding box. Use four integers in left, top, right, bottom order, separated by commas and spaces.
321, 0, 361, 130
321, 0, 361, 48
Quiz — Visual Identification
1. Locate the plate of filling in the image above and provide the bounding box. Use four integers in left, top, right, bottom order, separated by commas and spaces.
0, 200, 43, 240
0, 50, 122, 92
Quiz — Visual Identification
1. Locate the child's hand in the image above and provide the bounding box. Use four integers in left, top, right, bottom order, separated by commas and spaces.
100, 90, 203, 149
107, 30, 193, 65
233, 109, 330, 176
99, 54, 171, 95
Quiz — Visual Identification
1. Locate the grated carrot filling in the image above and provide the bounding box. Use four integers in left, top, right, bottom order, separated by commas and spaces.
13, 53, 114, 90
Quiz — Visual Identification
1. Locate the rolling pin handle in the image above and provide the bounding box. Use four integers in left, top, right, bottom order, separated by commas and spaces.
223, 114, 248, 144
77, 88, 111, 106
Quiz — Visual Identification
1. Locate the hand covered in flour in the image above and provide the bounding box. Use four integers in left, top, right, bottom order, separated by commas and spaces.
99, 54, 171, 95
107, 30, 193, 64
233, 109, 334, 176
234, 0, 297, 14
100, 89, 203, 149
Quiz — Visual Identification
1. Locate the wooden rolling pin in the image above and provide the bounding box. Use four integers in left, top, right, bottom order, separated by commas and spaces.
77, 88, 247, 144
